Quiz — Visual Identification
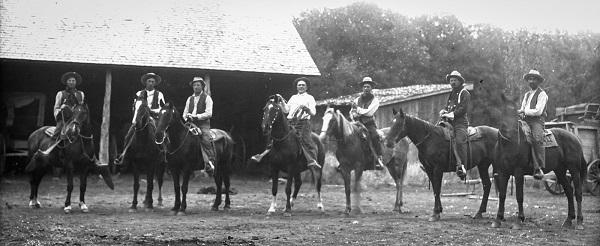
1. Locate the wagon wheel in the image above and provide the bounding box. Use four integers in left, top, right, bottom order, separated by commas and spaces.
543, 176, 565, 195
586, 159, 600, 196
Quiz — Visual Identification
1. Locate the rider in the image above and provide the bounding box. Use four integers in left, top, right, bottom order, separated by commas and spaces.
518, 69, 548, 180
350, 76, 384, 170
53, 72, 85, 139
439, 71, 470, 180
250, 77, 321, 170
182, 77, 215, 174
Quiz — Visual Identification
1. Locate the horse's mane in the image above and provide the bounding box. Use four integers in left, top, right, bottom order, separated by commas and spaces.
405, 114, 444, 137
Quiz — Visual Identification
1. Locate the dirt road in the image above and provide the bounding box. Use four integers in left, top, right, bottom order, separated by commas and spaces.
1, 174, 598, 245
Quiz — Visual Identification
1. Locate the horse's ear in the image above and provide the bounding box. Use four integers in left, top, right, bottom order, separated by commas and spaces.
392, 108, 398, 115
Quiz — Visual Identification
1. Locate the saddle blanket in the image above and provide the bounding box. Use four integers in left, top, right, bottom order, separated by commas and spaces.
519, 121, 559, 148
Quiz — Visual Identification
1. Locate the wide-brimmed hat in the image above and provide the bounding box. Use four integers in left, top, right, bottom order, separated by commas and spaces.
293, 77, 310, 87
140, 72, 162, 85
61, 72, 82, 85
445, 71, 465, 83
523, 69, 544, 83
359, 76, 377, 87
189, 77, 206, 87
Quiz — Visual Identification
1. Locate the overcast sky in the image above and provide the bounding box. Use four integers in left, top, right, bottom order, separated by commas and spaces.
227, 0, 600, 33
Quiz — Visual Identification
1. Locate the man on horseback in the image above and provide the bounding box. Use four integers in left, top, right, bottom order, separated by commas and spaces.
439, 71, 470, 180
53, 72, 85, 140
251, 77, 321, 169
517, 69, 548, 180
350, 76, 384, 170
183, 77, 215, 174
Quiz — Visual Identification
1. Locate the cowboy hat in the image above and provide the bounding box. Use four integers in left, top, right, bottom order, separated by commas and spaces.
189, 76, 206, 87
523, 69, 544, 82
61, 72, 82, 85
293, 77, 311, 87
140, 72, 162, 85
359, 76, 377, 87
445, 71, 465, 83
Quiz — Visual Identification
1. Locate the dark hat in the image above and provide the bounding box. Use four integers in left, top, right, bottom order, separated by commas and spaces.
140, 72, 162, 85
445, 71, 465, 83
189, 77, 206, 87
523, 69, 544, 83
293, 77, 311, 87
359, 76, 377, 87
61, 72, 82, 85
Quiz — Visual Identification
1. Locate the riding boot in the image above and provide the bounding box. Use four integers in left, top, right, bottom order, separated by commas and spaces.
531, 144, 545, 180
453, 139, 467, 180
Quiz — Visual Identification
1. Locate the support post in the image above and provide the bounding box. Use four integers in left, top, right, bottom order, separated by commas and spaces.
204, 74, 211, 96
99, 69, 112, 166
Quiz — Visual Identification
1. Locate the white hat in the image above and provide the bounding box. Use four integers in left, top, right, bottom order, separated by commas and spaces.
359, 76, 377, 86
523, 69, 544, 82
445, 71, 465, 83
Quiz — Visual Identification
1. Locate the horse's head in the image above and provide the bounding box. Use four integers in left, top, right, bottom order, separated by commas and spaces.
155, 102, 175, 144
385, 108, 408, 148
496, 93, 521, 141
132, 97, 151, 130
319, 106, 337, 141
63, 103, 90, 139
261, 96, 283, 136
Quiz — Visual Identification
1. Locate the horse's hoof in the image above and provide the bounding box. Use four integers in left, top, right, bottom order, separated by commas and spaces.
224, 205, 231, 211
511, 223, 522, 230
79, 202, 89, 213
211, 206, 219, 211
344, 208, 351, 215
575, 224, 584, 230
561, 220, 573, 228
472, 213, 483, 219
64, 206, 72, 214
491, 221, 501, 228
176, 211, 186, 216
428, 214, 440, 222
283, 212, 292, 217
128, 208, 137, 213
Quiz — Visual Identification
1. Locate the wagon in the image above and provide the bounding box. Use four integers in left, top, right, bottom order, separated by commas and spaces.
543, 103, 600, 196
1, 92, 47, 175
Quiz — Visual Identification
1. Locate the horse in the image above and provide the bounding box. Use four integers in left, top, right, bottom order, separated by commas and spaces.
491, 94, 586, 230
318, 107, 410, 214
118, 98, 166, 212
25, 102, 114, 213
260, 95, 324, 216
385, 108, 499, 221
154, 102, 235, 215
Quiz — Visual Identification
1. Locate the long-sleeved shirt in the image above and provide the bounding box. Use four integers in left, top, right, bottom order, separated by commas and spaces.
520, 88, 548, 117
353, 96, 380, 117
282, 92, 316, 120
134, 89, 165, 114
54, 90, 85, 117
182, 93, 213, 120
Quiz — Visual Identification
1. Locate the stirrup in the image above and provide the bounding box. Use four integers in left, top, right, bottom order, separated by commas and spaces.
456, 165, 467, 180
533, 168, 544, 180
307, 161, 322, 169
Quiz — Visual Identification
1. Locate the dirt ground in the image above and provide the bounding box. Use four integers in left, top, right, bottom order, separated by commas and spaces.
1, 173, 599, 245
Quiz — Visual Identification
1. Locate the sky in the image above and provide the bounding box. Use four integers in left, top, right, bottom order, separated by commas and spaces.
226, 0, 600, 34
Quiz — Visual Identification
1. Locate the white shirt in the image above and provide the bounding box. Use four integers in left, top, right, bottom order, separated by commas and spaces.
182, 93, 213, 121
134, 89, 165, 114
353, 96, 380, 117
520, 88, 548, 117
283, 92, 316, 120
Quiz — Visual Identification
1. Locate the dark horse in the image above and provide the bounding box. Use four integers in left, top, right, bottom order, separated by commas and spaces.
26, 102, 114, 213
154, 102, 235, 215
385, 108, 499, 221
261, 96, 324, 216
491, 94, 586, 230
318, 107, 410, 214
118, 98, 166, 212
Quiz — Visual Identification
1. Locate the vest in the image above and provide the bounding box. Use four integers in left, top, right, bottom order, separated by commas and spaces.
356, 93, 375, 124
445, 87, 470, 125
525, 88, 547, 120
187, 93, 210, 127
61, 90, 84, 105
139, 90, 161, 109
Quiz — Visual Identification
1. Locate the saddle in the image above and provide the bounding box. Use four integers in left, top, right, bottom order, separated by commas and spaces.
518, 120, 558, 148
437, 122, 481, 141
184, 122, 225, 141
352, 121, 380, 171
44, 127, 56, 137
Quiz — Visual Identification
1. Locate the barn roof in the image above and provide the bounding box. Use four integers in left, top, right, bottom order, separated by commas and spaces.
316, 83, 473, 106
0, 0, 320, 76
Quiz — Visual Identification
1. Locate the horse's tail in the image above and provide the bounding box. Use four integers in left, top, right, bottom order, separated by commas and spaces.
580, 156, 589, 185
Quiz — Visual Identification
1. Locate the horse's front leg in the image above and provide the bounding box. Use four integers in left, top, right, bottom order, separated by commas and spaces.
144, 169, 155, 211
512, 170, 525, 229
29, 170, 44, 208
352, 169, 363, 214
212, 169, 223, 211
311, 167, 324, 212
267, 169, 278, 215
79, 168, 89, 213
157, 162, 165, 207
283, 173, 293, 217
492, 172, 510, 228
570, 168, 584, 230
291, 172, 302, 209
341, 167, 352, 215
64, 166, 74, 214
224, 171, 232, 210
428, 167, 443, 222
170, 167, 181, 215
178, 171, 191, 215
474, 164, 492, 219
129, 170, 140, 213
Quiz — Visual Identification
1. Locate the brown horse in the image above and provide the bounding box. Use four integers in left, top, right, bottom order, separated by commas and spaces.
154, 102, 235, 215
119, 98, 166, 212
26, 103, 114, 213
385, 108, 498, 221
319, 107, 410, 214
260, 96, 324, 216
491, 94, 586, 230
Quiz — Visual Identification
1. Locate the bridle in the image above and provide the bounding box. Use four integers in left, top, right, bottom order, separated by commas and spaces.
262, 102, 293, 142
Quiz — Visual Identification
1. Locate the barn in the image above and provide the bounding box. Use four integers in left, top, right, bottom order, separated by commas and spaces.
0, 0, 320, 173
